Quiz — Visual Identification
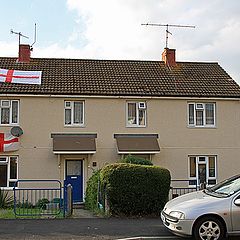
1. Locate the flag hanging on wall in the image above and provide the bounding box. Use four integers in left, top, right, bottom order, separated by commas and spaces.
0, 68, 42, 85
0, 133, 20, 152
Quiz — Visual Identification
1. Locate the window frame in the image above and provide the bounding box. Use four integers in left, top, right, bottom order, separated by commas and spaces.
188, 102, 216, 128
126, 101, 147, 127
188, 155, 217, 186
0, 100, 19, 126
0, 156, 18, 189
64, 100, 85, 127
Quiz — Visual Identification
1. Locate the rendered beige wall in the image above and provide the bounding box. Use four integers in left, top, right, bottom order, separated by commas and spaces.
1, 96, 240, 191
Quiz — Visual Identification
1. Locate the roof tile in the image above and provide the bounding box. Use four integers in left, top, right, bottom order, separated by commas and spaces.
0, 57, 239, 97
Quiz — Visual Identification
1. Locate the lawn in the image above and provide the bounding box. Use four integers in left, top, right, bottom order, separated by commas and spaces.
0, 209, 15, 218
0, 208, 64, 219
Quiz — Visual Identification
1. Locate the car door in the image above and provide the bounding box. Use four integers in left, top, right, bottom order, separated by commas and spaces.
231, 194, 240, 231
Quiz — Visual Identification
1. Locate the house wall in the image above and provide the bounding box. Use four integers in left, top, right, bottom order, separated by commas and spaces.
1, 95, 240, 191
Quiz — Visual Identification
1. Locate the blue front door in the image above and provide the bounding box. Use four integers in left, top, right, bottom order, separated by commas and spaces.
65, 160, 83, 203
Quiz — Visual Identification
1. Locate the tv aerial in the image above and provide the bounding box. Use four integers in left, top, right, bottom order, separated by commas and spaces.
10, 29, 29, 46
141, 23, 195, 48
10, 23, 37, 50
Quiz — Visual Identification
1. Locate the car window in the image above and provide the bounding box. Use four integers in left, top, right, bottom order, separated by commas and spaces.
205, 175, 240, 197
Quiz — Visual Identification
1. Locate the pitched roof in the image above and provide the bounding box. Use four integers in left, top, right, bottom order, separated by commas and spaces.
0, 57, 240, 98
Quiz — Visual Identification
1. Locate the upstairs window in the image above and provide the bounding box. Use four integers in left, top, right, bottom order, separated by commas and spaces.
0, 156, 18, 188
188, 102, 215, 127
127, 102, 146, 127
64, 101, 84, 126
0, 100, 19, 125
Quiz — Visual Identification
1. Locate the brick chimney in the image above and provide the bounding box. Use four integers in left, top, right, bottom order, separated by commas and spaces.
18, 44, 31, 63
162, 48, 176, 67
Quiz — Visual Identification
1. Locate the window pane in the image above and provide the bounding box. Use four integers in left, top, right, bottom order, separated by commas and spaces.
66, 161, 82, 176
205, 103, 214, 125
139, 109, 146, 126
12, 101, 18, 124
0, 165, 7, 187
128, 103, 136, 125
209, 156, 215, 177
73, 102, 83, 124
198, 164, 207, 184
10, 157, 17, 179
188, 104, 194, 125
208, 179, 216, 185
0, 157, 7, 162
190, 157, 196, 177
1, 108, 10, 124
196, 110, 204, 126
65, 109, 71, 124
199, 157, 206, 162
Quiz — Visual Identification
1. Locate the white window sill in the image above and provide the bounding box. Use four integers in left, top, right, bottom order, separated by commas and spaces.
126, 125, 146, 128
187, 125, 217, 129
0, 124, 19, 127
0, 187, 15, 190
64, 124, 85, 128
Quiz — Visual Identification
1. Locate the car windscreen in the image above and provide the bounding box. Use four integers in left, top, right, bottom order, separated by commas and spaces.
205, 175, 240, 198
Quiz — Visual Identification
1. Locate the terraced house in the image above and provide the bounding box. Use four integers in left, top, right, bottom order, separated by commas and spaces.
1, 45, 240, 202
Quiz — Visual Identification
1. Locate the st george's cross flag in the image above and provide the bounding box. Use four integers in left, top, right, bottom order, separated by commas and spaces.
0, 68, 42, 85
0, 133, 20, 152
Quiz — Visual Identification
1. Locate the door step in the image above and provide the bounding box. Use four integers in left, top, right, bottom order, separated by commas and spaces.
73, 203, 85, 209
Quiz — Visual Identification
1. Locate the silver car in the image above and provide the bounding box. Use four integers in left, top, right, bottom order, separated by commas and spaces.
161, 174, 240, 240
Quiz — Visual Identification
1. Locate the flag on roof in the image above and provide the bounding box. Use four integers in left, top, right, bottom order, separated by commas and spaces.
0, 69, 42, 85
0, 133, 20, 152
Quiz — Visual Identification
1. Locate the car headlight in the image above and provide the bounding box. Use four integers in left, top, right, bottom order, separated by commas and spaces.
169, 211, 185, 220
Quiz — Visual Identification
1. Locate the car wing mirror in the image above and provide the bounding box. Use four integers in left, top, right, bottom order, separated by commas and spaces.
234, 199, 240, 206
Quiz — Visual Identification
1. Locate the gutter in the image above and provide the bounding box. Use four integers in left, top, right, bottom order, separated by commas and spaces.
0, 93, 240, 101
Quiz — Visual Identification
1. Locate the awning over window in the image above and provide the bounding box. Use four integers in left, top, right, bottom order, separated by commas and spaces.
114, 134, 160, 154
51, 133, 97, 154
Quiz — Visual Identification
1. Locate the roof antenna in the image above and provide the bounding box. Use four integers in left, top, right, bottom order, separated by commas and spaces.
30, 23, 37, 50
141, 23, 195, 48
10, 29, 29, 47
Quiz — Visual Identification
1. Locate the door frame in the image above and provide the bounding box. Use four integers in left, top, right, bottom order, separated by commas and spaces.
64, 158, 85, 203
188, 155, 217, 187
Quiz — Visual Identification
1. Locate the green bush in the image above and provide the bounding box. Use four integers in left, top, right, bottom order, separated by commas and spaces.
100, 163, 171, 216
85, 170, 100, 211
0, 188, 13, 209
121, 155, 153, 166
35, 198, 49, 210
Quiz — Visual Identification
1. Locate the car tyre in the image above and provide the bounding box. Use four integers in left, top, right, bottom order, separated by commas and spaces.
193, 216, 225, 240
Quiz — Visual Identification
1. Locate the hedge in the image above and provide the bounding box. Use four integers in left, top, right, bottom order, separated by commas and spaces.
85, 170, 100, 211
120, 155, 153, 165
100, 163, 171, 216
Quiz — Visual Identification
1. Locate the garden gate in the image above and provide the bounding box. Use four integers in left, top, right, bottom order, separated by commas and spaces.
13, 179, 72, 218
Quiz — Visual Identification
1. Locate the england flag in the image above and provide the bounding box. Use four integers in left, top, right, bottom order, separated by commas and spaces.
0, 133, 20, 152
0, 68, 42, 85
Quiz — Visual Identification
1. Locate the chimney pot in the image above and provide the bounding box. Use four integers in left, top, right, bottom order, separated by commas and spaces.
162, 48, 176, 67
18, 44, 31, 63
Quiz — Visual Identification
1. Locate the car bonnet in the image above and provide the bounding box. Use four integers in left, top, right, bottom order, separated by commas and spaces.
164, 190, 228, 215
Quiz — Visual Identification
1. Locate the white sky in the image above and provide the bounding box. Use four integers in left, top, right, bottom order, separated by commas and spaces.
0, 0, 239, 83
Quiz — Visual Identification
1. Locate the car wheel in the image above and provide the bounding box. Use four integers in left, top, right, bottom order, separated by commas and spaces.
193, 216, 225, 240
